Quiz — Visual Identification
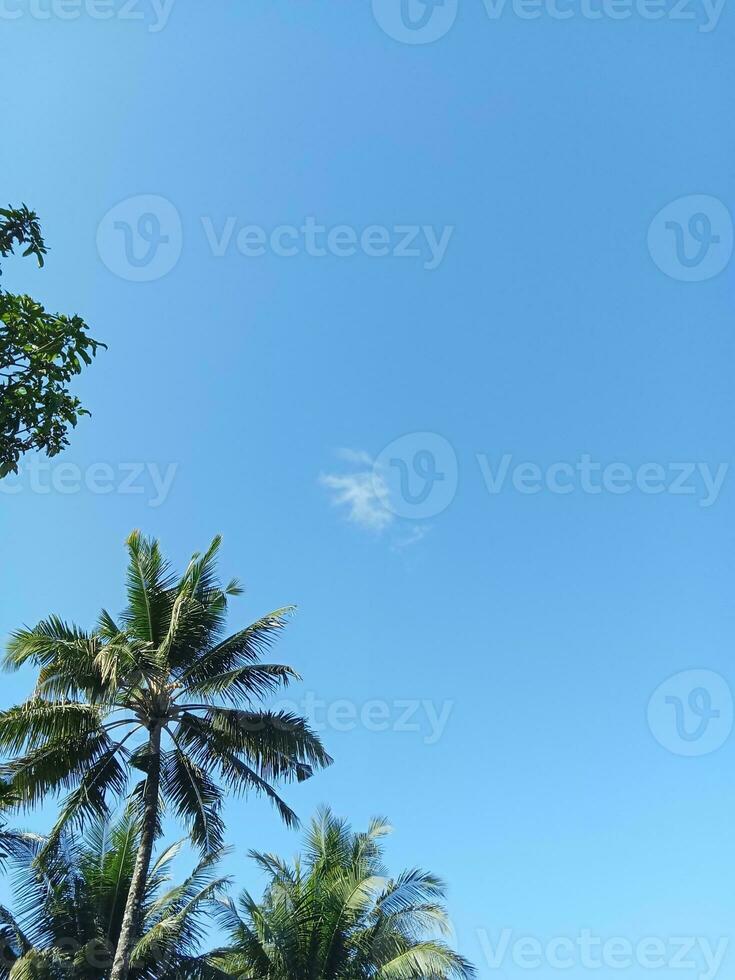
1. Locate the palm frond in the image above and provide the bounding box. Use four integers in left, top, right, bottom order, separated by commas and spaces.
176, 609, 295, 686
4, 617, 91, 672
160, 745, 224, 853
182, 663, 299, 707
0, 701, 102, 755
121, 530, 176, 646
375, 939, 476, 980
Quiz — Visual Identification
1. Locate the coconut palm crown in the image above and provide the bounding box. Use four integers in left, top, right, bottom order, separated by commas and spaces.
212, 807, 476, 980
0, 531, 332, 980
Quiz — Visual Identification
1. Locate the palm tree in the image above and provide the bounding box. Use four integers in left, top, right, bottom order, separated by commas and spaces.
0, 532, 332, 980
0, 813, 229, 979
212, 807, 476, 980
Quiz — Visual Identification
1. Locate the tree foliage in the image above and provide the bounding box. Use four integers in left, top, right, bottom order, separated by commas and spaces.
0, 814, 229, 980
0, 204, 103, 476
212, 807, 476, 980
0, 532, 474, 980
0, 532, 332, 980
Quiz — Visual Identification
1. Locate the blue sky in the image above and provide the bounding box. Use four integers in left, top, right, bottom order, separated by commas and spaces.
2, 1, 735, 977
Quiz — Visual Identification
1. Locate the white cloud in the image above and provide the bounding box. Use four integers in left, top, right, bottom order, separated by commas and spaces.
319, 459, 394, 532
320, 448, 430, 549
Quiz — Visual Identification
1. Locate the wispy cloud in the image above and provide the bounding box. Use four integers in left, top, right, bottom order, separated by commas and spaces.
319, 457, 393, 532
320, 448, 429, 550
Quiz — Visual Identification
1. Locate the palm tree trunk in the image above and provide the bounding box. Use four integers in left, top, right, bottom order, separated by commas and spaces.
110, 724, 162, 980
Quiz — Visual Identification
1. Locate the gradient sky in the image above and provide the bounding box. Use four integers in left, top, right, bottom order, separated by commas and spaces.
2, 2, 735, 978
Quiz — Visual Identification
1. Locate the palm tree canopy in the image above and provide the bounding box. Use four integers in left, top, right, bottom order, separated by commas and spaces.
0, 813, 229, 980
212, 807, 476, 980
0, 531, 332, 853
